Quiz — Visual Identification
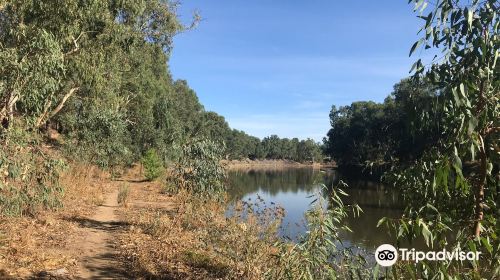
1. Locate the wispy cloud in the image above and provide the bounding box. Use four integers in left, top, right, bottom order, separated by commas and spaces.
294, 100, 325, 110
182, 54, 414, 80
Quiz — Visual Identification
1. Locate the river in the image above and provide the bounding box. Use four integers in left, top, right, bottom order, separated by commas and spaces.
226, 167, 405, 251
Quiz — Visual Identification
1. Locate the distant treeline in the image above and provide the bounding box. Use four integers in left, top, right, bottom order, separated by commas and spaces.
323, 79, 443, 167
226, 133, 323, 162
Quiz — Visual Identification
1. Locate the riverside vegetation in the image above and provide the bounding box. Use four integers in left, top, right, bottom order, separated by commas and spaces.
0, 0, 498, 279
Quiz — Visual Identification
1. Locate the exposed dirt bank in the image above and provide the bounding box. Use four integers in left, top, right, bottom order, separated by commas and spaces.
222, 159, 334, 170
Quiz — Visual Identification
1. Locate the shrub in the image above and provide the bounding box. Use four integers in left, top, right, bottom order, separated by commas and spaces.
117, 184, 130, 207
0, 128, 66, 216
267, 185, 369, 280
171, 139, 226, 198
141, 149, 163, 181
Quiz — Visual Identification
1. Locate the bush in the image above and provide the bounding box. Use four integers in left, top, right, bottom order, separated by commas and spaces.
268, 185, 369, 280
141, 149, 163, 181
0, 128, 66, 216
172, 139, 226, 198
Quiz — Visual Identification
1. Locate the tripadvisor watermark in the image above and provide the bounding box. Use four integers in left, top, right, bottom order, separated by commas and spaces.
375, 244, 481, 267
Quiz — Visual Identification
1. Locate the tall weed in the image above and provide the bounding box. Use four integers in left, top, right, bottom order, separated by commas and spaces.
117, 184, 130, 207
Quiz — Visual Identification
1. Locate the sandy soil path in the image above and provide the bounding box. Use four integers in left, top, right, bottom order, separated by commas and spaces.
70, 188, 129, 279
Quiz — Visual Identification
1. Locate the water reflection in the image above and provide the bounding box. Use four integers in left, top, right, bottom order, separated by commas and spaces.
227, 168, 404, 250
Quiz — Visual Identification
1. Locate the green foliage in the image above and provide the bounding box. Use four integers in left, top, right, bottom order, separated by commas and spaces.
325, 102, 388, 165
0, 0, 197, 168
1, 0, 320, 172
141, 149, 163, 181
324, 79, 440, 166
375, 0, 500, 278
63, 107, 133, 169
267, 185, 368, 280
297, 138, 323, 163
225, 129, 260, 160
259, 135, 323, 162
172, 139, 227, 198
0, 129, 66, 216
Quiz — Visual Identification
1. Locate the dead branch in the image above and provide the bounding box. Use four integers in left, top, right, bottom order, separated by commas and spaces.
49, 87, 79, 119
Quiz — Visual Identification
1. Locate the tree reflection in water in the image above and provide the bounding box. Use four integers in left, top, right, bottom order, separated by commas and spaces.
226, 168, 413, 250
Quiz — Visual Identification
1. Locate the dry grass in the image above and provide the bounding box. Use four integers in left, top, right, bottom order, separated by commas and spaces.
223, 159, 326, 170
117, 187, 284, 280
117, 184, 130, 207
0, 163, 285, 279
0, 162, 110, 278
0, 214, 79, 278
60, 162, 111, 216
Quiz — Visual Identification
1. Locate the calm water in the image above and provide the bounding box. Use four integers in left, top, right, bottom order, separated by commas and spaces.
226, 167, 404, 251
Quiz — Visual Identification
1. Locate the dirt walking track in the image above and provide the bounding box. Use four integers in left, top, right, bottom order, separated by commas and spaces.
69, 187, 129, 279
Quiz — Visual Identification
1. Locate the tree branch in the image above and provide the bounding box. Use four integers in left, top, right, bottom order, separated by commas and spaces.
7, 94, 19, 122
35, 98, 53, 128
49, 87, 79, 119
33, 87, 80, 129
63, 32, 93, 57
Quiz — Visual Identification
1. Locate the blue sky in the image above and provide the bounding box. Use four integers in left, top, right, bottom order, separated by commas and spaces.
169, 1, 424, 141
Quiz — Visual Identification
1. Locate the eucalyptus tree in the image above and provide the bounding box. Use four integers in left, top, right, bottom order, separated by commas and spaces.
407, 0, 498, 237
262, 135, 283, 159
384, 78, 442, 162
297, 139, 323, 163
380, 0, 499, 277
225, 129, 259, 159
199, 111, 231, 144
0, 0, 205, 168
0, 0, 184, 130
325, 101, 395, 166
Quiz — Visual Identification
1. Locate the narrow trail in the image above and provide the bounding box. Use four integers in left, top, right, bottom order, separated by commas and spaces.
71, 188, 129, 279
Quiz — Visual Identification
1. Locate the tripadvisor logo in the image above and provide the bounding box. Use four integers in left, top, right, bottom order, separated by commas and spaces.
375, 244, 398, 267
375, 244, 482, 267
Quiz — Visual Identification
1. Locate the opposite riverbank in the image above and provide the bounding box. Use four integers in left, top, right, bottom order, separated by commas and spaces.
222, 159, 335, 170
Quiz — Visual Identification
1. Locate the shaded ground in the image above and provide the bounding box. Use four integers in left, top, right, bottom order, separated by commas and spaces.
67, 188, 129, 279
68, 168, 174, 279
0, 165, 170, 279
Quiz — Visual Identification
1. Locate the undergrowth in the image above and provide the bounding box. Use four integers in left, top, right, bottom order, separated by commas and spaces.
119, 189, 283, 279
267, 185, 370, 280
0, 128, 66, 216
0, 160, 109, 277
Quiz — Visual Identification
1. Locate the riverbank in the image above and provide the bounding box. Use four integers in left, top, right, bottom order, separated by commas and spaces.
222, 159, 335, 170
